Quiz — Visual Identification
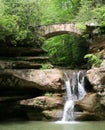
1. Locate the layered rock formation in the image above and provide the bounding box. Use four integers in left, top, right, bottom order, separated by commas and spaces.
75, 60, 105, 121
0, 69, 64, 121
0, 46, 105, 121
0, 47, 64, 121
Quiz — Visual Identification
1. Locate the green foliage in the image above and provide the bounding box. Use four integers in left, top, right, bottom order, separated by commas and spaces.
33, 100, 45, 107
84, 53, 102, 68
74, 0, 105, 29
44, 92, 53, 97
0, 0, 43, 47
41, 63, 52, 69
0, 0, 105, 68
0, 14, 18, 46
43, 35, 88, 67
76, 1, 93, 21
40, 0, 80, 24
92, 5, 105, 26
40, 0, 105, 28
76, 23, 86, 32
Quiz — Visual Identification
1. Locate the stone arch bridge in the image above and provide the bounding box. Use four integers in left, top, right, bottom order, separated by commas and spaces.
37, 23, 82, 39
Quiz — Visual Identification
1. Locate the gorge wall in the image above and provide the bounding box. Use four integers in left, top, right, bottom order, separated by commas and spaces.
1, 65, 105, 121
0, 68, 64, 121
0, 32, 105, 121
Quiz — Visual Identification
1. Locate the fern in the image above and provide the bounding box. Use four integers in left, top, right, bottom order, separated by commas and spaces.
84, 54, 102, 68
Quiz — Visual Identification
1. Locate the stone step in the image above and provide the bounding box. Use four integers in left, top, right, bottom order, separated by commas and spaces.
12, 62, 42, 69
0, 60, 42, 69
15, 56, 49, 61
0, 56, 50, 62
0, 47, 46, 57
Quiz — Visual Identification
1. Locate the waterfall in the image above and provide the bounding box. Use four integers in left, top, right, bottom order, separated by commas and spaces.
62, 71, 86, 121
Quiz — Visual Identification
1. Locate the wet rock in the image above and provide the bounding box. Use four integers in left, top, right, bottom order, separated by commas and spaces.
42, 109, 63, 121
75, 111, 99, 121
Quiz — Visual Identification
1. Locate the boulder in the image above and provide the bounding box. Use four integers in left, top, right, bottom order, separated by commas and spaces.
75, 93, 98, 112
75, 93, 105, 120
86, 67, 105, 91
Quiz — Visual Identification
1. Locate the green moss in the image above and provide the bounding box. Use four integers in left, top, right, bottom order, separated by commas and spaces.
44, 92, 53, 97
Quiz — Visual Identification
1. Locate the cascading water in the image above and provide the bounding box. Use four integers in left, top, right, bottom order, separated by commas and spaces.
62, 71, 86, 121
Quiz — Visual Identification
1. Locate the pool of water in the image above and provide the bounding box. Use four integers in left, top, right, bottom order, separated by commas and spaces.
0, 121, 105, 130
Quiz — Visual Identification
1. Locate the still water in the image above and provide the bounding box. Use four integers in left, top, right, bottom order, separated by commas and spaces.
0, 121, 105, 130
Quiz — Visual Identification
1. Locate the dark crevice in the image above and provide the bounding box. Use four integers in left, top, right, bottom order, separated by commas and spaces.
0, 87, 44, 121
84, 77, 94, 92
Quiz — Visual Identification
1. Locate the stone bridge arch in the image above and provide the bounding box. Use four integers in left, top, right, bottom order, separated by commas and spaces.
38, 23, 82, 39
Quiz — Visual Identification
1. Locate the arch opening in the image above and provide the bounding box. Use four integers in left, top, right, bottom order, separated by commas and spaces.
44, 31, 81, 39
42, 34, 89, 68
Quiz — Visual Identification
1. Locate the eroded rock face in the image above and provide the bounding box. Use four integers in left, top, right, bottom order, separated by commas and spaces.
19, 94, 64, 121
0, 69, 64, 91
20, 94, 64, 109
0, 69, 64, 121
75, 65, 105, 121
1, 66, 105, 121
86, 67, 105, 91
75, 93, 105, 121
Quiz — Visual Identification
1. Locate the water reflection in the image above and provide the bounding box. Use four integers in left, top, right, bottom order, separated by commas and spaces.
54, 121, 105, 130
0, 121, 105, 130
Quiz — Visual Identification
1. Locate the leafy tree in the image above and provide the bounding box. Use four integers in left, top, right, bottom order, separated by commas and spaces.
40, 0, 80, 24
74, 0, 105, 27
75, 0, 95, 23
0, 0, 43, 47
92, 5, 105, 26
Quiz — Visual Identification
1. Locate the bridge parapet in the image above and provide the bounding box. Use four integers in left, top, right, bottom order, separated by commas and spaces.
38, 23, 82, 38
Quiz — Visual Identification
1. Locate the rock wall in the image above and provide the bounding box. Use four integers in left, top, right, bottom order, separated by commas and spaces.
0, 47, 65, 121
1, 65, 105, 121
74, 60, 105, 121
0, 69, 64, 121
0, 47, 105, 121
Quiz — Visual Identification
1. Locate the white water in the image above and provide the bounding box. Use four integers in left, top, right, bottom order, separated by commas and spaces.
62, 71, 86, 121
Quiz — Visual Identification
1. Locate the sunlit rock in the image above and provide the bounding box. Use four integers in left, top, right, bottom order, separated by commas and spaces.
0, 69, 64, 91
19, 94, 64, 121
86, 67, 105, 91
